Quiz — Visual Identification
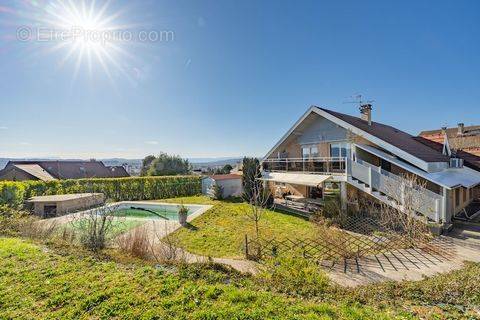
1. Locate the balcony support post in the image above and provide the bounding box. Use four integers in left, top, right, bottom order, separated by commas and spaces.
340, 181, 347, 212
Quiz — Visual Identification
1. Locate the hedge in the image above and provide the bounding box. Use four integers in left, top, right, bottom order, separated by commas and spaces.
0, 176, 202, 208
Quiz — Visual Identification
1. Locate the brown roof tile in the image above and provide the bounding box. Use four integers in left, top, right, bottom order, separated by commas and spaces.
317, 107, 450, 163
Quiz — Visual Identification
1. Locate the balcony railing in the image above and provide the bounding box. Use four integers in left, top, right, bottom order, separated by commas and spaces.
262, 157, 347, 175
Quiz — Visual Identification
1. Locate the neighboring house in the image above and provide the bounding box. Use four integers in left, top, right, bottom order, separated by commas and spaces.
261, 105, 480, 229
0, 160, 130, 181
419, 124, 480, 157
202, 174, 243, 198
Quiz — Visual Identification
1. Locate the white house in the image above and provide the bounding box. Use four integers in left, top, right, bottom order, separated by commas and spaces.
202, 174, 243, 198
261, 104, 480, 230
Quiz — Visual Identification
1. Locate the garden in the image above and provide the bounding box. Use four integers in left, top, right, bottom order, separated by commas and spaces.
1, 176, 480, 319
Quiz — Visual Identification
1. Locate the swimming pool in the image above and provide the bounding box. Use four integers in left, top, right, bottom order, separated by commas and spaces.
111, 202, 209, 222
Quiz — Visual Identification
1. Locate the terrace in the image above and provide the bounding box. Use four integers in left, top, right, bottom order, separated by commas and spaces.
261, 157, 347, 175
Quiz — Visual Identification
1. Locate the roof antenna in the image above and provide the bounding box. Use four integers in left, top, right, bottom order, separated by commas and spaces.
343, 93, 375, 107
343, 94, 375, 125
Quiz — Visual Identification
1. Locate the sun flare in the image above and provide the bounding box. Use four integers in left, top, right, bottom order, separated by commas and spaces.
14, 0, 139, 85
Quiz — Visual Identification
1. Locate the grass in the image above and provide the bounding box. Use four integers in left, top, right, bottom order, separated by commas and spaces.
161, 196, 320, 258
0, 237, 399, 320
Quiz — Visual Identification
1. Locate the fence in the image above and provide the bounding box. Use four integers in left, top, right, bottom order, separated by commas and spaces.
244, 216, 451, 262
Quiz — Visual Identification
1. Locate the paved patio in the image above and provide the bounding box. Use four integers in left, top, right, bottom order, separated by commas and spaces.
325, 226, 480, 287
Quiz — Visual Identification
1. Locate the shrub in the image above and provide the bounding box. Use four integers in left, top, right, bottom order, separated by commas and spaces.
0, 176, 202, 208
0, 182, 26, 208
116, 225, 151, 259
0, 205, 33, 236
258, 254, 330, 298
212, 184, 224, 200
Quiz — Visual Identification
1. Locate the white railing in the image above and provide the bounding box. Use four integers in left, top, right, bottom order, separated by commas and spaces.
262, 157, 347, 175
350, 159, 443, 222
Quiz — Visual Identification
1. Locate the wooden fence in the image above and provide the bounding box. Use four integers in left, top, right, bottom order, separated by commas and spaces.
244, 216, 451, 262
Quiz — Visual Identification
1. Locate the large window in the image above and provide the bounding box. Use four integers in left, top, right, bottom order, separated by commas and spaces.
330, 142, 350, 158
302, 145, 319, 159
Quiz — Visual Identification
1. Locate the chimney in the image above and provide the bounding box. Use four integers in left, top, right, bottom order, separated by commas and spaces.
457, 123, 465, 136
359, 104, 372, 125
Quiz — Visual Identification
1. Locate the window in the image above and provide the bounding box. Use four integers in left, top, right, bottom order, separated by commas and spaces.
330, 142, 350, 158
463, 187, 467, 203
455, 188, 460, 207
302, 145, 319, 159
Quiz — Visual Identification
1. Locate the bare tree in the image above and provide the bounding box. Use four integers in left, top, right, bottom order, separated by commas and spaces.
245, 182, 272, 239
365, 173, 432, 242
71, 204, 121, 252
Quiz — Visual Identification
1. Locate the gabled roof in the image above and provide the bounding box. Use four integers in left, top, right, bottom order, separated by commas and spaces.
13, 164, 56, 181
318, 107, 449, 163
263, 106, 449, 172
414, 136, 480, 171
420, 125, 480, 137
1, 160, 130, 180
107, 166, 130, 178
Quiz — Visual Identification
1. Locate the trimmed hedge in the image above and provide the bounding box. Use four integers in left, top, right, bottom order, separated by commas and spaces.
0, 176, 202, 208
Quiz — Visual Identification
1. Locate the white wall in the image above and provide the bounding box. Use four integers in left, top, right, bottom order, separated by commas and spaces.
202, 177, 215, 195
217, 179, 243, 197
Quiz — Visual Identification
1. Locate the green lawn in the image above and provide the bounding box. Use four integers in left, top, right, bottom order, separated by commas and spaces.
0, 237, 398, 320
161, 196, 320, 258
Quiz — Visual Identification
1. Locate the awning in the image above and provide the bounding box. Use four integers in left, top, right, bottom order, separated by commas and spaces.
259, 172, 331, 187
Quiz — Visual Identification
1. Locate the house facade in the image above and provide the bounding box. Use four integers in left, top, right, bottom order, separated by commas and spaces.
261, 105, 480, 228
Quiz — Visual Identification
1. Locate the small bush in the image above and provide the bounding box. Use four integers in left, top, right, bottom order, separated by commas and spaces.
72, 205, 120, 252
116, 225, 151, 259
211, 184, 224, 200
0, 205, 33, 236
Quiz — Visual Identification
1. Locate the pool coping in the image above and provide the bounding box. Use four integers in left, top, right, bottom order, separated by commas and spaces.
113, 201, 213, 223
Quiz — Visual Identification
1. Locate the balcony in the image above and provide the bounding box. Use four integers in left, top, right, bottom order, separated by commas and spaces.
262, 157, 347, 175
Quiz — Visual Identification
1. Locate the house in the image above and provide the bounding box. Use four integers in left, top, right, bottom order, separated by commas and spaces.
0, 160, 130, 181
261, 105, 480, 229
419, 124, 480, 157
202, 174, 243, 198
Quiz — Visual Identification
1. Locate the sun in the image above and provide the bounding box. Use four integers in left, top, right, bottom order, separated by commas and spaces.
18, 0, 137, 85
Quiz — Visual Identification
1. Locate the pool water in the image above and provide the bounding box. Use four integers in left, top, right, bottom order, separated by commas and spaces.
113, 203, 196, 221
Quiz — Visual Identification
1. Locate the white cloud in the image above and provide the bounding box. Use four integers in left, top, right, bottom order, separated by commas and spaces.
19, 142, 31, 146
144, 140, 159, 145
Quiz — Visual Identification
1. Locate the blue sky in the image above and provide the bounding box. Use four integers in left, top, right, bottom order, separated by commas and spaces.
0, 0, 479, 159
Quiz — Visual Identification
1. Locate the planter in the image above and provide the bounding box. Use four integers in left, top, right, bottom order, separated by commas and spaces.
178, 204, 189, 226
428, 223, 443, 236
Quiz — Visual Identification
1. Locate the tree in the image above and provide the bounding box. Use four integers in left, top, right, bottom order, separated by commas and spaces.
241, 157, 263, 202
358, 173, 432, 243
142, 153, 190, 176
141, 155, 156, 176
241, 157, 273, 238
245, 181, 272, 239
221, 164, 233, 174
